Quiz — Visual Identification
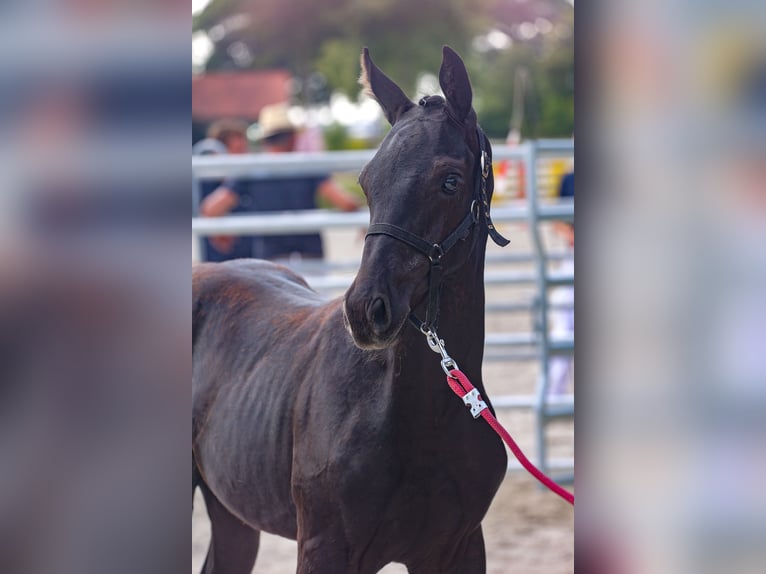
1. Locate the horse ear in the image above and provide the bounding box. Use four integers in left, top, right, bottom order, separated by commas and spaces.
360, 47, 413, 125
439, 46, 473, 122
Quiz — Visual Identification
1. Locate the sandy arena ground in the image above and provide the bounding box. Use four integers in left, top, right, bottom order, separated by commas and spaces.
192, 220, 574, 573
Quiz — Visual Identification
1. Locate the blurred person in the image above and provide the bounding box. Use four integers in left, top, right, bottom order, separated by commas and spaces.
294, 122, 326, 152
199, 104, 360, 263
195, 119, 255, 261
206, 118, 250, 154
191, 137, 227, 156
548, 168, 574, 396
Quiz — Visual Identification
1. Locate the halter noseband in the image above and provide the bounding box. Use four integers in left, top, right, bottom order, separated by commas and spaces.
364, 124, 510, 333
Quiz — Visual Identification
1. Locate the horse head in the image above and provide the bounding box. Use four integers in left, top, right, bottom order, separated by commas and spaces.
344, 46, 498, 350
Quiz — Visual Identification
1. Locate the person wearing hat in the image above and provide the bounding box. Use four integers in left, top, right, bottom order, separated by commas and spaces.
199, 103, 360, 262
196, 118, 254, 260
253, 103, 300, 151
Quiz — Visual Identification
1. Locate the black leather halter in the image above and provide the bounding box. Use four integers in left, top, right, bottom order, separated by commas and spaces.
365, 125, 510, 333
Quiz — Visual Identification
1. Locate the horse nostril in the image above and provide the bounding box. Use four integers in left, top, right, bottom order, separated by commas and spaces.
368, 296, 391, 332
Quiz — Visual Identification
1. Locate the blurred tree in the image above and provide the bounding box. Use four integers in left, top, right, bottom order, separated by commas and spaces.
315, 38, 363, 98
323, 122, 350, 151
194, 0, 491, 100
469, 2, 574, 139
193, 0, 573, 138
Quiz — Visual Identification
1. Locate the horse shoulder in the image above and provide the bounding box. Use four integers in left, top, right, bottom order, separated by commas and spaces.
193, 260, 312, 306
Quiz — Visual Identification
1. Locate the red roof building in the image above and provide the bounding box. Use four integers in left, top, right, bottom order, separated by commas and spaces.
192, 70, 292, 122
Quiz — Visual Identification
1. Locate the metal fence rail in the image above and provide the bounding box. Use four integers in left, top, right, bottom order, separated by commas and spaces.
191, 203, 572, 236
191, 141, 573, 179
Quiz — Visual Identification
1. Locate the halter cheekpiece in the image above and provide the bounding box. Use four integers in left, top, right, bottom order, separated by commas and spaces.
365, 121, 510, 333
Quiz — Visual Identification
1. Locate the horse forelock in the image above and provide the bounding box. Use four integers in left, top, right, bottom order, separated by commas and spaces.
418, 94, 444, 108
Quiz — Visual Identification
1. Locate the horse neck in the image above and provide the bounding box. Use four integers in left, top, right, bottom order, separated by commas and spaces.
392, 235, 489, 406
434, 247, 487, 367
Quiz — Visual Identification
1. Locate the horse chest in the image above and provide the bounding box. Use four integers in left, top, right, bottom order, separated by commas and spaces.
323, 407, 505, 531
313, 431, 503, 567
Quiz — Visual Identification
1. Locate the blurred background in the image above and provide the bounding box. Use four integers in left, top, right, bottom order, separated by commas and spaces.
192, 0, 574, 149
0, 2, 189, 574
581, 1, 766, 574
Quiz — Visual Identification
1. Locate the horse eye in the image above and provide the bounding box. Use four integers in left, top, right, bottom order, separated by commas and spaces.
442, 175, 459, 194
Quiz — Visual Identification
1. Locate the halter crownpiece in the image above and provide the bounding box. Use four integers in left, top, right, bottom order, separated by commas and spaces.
364, 124, 509, 333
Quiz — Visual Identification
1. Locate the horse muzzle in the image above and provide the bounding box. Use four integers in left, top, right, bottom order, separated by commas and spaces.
343, 282, 410, 350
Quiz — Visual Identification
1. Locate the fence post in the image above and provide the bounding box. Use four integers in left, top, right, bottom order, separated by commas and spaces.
191, 172, 206, 260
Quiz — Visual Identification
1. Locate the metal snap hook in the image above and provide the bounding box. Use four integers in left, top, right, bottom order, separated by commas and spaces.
421, 327, 460, 376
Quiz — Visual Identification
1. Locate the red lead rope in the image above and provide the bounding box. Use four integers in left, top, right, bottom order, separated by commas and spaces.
445, 368, 575, 506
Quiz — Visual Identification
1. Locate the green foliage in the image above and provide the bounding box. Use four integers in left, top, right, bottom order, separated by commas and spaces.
195, 0, 490, 97
535, 47, 574, 137
316, 39, 362, 98
323, 122, 351, 151
469, 22, 574, 139
322, 122, 383, 151
315, 172, 366, 209
193, 0, 234, 31
194, 0, 573, 138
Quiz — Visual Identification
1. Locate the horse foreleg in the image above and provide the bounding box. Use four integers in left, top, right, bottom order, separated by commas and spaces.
200, 485, 260, 574
447, 527, 487, 574
407, 527, 487, 574
193, 453, 201, 507
295, 530, 353, 574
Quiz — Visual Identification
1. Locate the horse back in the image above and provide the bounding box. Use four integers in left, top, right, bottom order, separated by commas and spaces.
193, 259, 321, 340
192, 258, 328, 436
